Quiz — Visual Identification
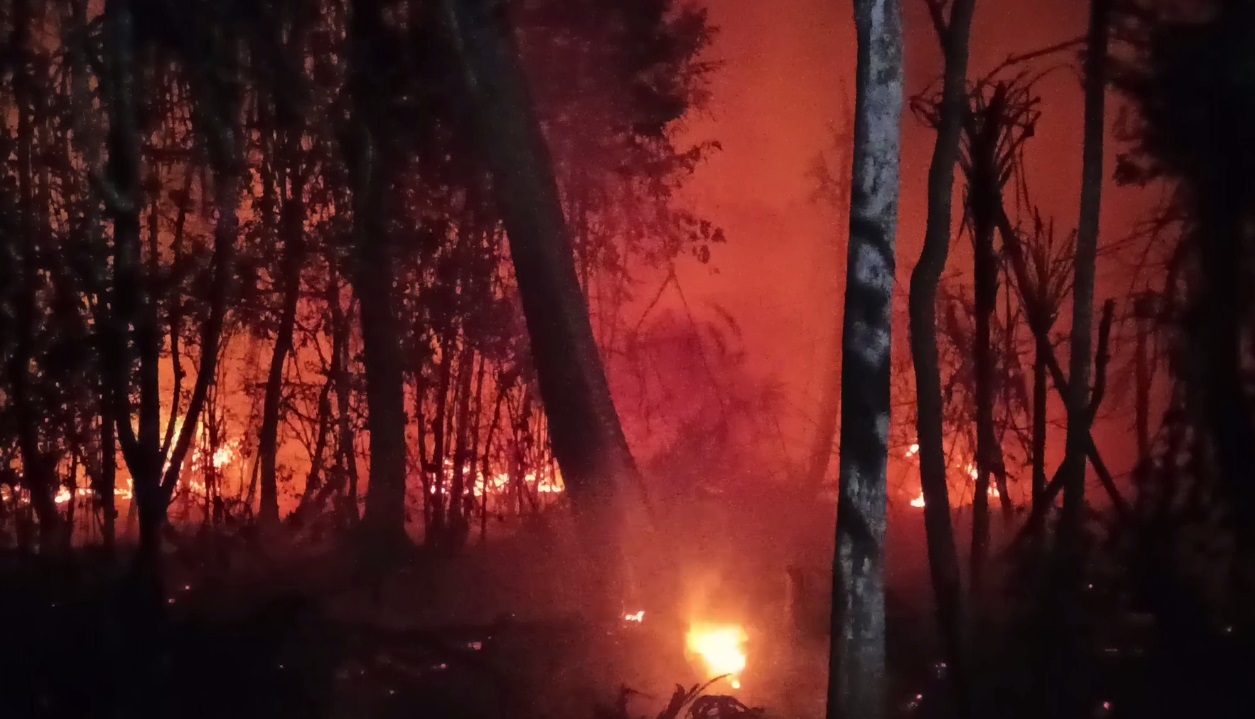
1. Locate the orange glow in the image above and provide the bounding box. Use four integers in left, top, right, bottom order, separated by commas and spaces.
904, 440, 1001, 508
685, 622, 747, 690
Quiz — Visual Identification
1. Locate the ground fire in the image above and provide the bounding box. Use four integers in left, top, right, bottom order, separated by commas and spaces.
685, 622, 749, 690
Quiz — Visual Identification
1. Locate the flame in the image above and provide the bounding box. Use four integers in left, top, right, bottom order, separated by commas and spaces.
624, 610, 645, 623
909, 481, 999, 509
905, 451, 1000, 508
50, 480, 136, 505
685, 622, 747, 690
428, 466, 564, 497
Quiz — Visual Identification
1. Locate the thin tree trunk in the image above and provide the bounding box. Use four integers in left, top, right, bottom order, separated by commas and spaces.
909, 1, 977, 714
997, 208, 1129, 542
970, 182, 997, 596
331, 283, 359, 520
826, 2, 903, 718
98, 381, 118, 553
1057, 0, 1111, 570
292, 369, 334, 524
150, 165, 238, 546
9, 0, 61, 550
259, 164, 307, 526
481, 384, 506, 543
435, 0, 652, 617
430, 335, 454, 543
1031, 277, 1050, 514
449, 345, 475, 545
1051, 4, 1109, 695
463, 352, 487, 545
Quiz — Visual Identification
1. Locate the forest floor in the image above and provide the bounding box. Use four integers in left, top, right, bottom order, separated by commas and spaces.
3, 510, 1248, 719
0, 518, 952, 719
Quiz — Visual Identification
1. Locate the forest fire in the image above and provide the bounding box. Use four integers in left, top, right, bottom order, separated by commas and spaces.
903, 443, 999, 508
685, 622, 748, 690
3, 0, 1252, 716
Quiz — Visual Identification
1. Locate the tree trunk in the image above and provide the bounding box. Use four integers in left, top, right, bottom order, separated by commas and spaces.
449, 346, 475, 545
825, 3, 903, 719
435, 0, 652, 616
330, 283, 359, 521
292, 366, 334, 524
98, 386, 118, 553
9, 0, 61, 551
346, 0, 409, 549
1194, 188, 1255, 552
101, 0, 162, 578
970, 183, 997, 596
968, 151, 998, 594
1057, 0, 1110, 570
998, 210, 1129, 546
429, 335, 454, 542
1031, 259, 1051, 514
1046, 5, 1110, 713
259, 164, 307, 527
909, 0, 977, 715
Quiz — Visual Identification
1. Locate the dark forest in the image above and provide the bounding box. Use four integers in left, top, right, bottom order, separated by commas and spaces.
0, 1, 1251, 718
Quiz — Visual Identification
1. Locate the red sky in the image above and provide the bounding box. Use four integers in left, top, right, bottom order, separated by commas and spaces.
671, 0, 1155, 489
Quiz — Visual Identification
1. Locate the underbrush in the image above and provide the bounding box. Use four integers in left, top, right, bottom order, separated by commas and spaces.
0, 548, 756, 719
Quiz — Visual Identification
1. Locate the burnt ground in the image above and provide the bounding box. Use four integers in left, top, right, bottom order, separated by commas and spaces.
1, 502, 1251, 719
0, 505, 944, 719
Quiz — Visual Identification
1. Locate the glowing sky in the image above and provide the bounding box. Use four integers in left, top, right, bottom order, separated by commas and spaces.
674, 0, 1153, 481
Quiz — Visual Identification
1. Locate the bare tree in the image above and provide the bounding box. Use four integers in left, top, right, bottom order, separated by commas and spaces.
1057, 0, 1111, 573
825, 1, 902, 718
910, 0, 978, 713
1021, 215, 1073, 514
914, 74, 1040, 592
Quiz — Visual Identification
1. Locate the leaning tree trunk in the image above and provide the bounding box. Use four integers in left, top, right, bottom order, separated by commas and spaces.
909, 0, 977, 715
435, 0, 652, 617
825, 2, 903, 718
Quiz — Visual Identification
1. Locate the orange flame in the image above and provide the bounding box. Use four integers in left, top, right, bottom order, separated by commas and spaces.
685, 622, 747, 690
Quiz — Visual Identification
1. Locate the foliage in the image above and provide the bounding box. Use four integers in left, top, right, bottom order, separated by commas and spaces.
0, 0, 726, 551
